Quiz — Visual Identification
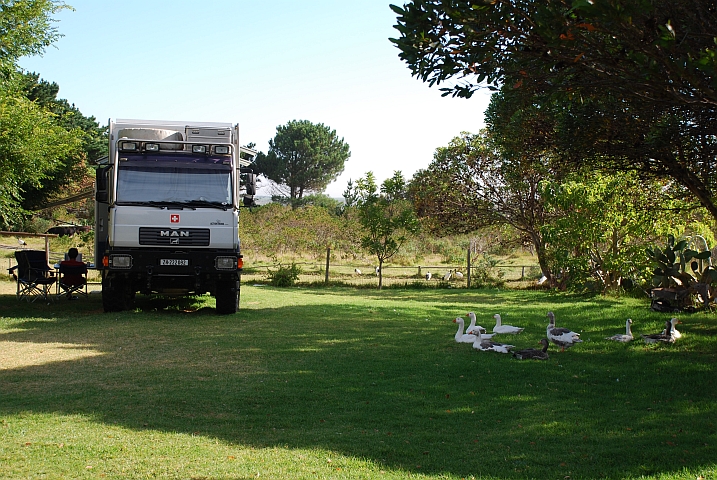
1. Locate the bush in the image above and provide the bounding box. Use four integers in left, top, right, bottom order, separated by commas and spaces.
266, 263, 302, 287
469, 253, 505, 288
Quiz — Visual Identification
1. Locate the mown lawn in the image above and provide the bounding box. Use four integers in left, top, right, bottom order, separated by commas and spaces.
1, 283, 716, 479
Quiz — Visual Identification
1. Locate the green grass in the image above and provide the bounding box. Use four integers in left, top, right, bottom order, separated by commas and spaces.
1, 284, 716, 479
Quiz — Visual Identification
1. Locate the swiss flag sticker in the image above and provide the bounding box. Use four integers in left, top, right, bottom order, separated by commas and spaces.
170, 214, 180, 223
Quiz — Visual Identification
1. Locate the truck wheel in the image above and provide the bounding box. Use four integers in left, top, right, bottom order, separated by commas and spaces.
102, 275, 127, 312
215, 280, 239, 314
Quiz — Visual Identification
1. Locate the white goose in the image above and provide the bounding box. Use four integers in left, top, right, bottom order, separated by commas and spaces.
471, 332, 515, 354
662, 318, 682, 339
546, 311, 582, 351
492, 314, 524, 334
453, 317, 477, 343
466, 312, 495, 338
606, 318, 634, 342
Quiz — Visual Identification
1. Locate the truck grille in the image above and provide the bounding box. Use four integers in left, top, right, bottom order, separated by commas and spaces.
139, 227, 211, 246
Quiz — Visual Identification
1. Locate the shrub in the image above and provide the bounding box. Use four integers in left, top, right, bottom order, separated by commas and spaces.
266, 263, 302, 287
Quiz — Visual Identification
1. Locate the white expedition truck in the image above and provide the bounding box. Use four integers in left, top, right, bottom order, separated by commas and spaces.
94, 119, 257, 314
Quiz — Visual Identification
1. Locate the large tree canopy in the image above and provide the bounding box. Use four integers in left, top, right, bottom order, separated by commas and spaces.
391, 1, 717, 222
254, 120, 350, 200
0, 0, 86, 227
390, 0, 717, 106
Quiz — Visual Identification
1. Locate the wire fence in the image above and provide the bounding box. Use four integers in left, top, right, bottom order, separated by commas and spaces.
241, 261, 542, 288
2, 239, 542, 290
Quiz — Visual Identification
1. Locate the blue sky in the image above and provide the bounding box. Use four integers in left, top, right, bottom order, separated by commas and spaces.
20, 0, 490, 197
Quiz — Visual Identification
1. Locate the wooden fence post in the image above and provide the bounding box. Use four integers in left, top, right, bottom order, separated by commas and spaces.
466, 247, 471, 289
325, 246, 331, 284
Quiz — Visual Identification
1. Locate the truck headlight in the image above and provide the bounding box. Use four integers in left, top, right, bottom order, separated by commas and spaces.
110, 255, 132, 269
215, 256, 236, 270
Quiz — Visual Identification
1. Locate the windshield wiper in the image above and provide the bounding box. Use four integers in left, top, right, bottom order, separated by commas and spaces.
181, 200, 230, 211
117, 201, 188, 209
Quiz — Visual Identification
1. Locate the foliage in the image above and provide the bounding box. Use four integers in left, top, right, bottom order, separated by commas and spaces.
347, 171, 420, 288
269, 193, 344, 215
0, 1, 91, 228
0, 0, 71, 70
0, 88, 83, 228
16, 71, 106, 211
254, 119, 350, 199
646, 234, 717, 310
469, 252, 505, 289
540, 171, 708, 292
409, 130, 555, 281
266, 262, 302, 287
390, 0, 717, 106
239, 202, 361, 261
646, 234, 717, 288
391, 1, 717, 222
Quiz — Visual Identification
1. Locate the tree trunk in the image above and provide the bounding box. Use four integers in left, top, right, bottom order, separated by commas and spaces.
378, 260, 383, 290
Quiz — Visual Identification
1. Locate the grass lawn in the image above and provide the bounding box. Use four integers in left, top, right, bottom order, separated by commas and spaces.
1, 282, 716, 479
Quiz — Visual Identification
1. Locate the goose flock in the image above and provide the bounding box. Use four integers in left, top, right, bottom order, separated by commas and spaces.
453, 311, 683, 359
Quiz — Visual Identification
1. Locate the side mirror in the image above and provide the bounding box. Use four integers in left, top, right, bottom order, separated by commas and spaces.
95, 166, 110, 203
245, 173, 257, 196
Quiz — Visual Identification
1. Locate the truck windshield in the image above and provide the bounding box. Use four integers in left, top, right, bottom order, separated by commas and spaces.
116, 159, 233, 206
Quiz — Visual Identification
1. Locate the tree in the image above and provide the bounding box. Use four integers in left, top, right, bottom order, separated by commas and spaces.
0, 0, 71, 71
409, 130, 556, 281
16, 72, 107, 211
0, 88, 83, 228
346, 171, 419, 289
390, 1, 717, 223
540, 171, 711, 292
0, 0, 84, 228
390, 1, 717, 107
254, 120, 350, 200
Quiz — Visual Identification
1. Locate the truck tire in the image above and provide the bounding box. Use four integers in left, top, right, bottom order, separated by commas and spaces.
215, 279, 239, 314
102, 275, 128, 312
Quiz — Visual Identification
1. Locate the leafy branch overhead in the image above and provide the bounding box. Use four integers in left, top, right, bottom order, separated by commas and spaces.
390, 0, 717, 106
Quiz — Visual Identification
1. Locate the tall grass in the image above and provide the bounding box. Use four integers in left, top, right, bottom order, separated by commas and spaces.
1, 284, 716, 479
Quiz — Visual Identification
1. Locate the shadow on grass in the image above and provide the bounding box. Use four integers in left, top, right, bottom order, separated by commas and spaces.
0, 287, 716, 479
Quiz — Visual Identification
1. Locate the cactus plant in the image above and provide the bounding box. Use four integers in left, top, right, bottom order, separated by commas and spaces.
646, 234, 717, 309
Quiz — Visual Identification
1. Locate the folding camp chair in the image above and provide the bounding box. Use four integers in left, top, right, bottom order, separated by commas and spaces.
57, 263, 88, 299
8, 250, 57, 303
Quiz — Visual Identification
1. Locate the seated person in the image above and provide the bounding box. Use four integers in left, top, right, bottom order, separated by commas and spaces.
59, 247, 87, 298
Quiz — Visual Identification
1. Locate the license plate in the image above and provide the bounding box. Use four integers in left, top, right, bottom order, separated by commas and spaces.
160, 259, 189, 266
